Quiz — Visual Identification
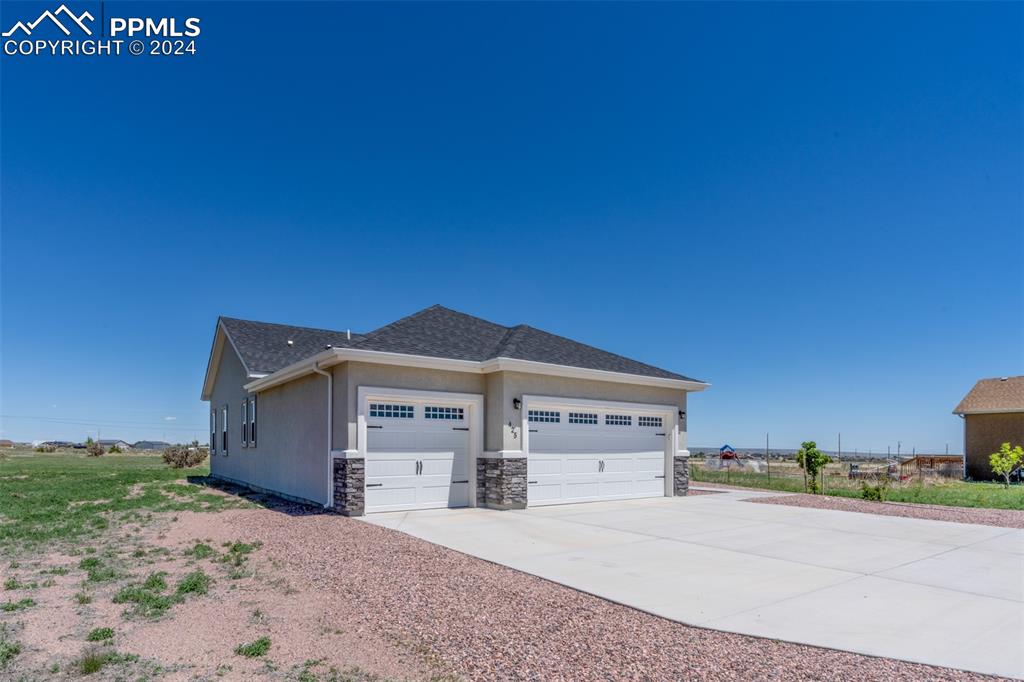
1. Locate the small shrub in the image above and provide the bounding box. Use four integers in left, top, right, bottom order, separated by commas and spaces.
86, 627, 115, 642
176, 570, 211, 596
184, 542, 215, 560
234, 636, 271, 658
1, 598, 35, 612
86, 440, 105, 457
162, 441, 208, 469
75, 592, 93, 605
3, 577, 20, 590
112, 584, 177, 618
108, 445, 122, 454
861, 482, 883, 501
47, 566, 70, 576
35, 444, 56, 453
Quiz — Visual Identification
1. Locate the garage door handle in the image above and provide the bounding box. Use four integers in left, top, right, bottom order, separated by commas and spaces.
655, 475, 665, 479
367, 425, 383, 430
416, 461, 422, 475
656, 432, 666, 436
366, 483, 383, 488
527, 480, 538, 485
452, 427, 469, 431
453, 479, 468, 484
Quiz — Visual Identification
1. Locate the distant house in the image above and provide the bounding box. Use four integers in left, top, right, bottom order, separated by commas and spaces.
132, 441, 171, 450
0, 439, 14, 448
98, 439, 132, 451
953, 376, 1024, 480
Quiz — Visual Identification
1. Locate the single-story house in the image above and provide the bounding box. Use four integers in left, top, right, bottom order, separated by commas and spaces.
0, 439, 14, 448
953, 376, 1024, 480
98, 439, 132, 450
201, 305, 708, 515
132, 440, 172, 451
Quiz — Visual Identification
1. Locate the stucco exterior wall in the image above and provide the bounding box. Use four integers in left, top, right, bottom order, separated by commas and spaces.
208, 344, 329, 506
964, 412, 1024, 480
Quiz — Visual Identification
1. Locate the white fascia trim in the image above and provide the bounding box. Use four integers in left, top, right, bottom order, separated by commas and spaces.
202, 320, 263, 400
331, 449, 361, 460
481, 450, 524, 459
485, 357, 709, 391
521, 394, 679, 415
244, 347, 709, 394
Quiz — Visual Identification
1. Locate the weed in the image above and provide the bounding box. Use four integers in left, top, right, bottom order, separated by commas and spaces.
132, 548, 146, 558
219, 540, 262, 567
112, 584, 177, 618
46, 566, 70, 575
3, 577, 20, 590
1, 598, 35, 612
234, 636, 271, 658
184, 542, 215, 560
176, 570, 211, 596
143, 572, 168, 591
75, 592, 93, 605
0, 639, 20, 667
86, 627, 115, 642
7, 562, 18, 570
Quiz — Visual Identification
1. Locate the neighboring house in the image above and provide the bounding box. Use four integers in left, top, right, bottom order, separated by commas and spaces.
201, 305, 708, 515
132, 441, 172, 450
98, 439, 132, 450
953, 376, 1024, 480
0, 439, 14, 448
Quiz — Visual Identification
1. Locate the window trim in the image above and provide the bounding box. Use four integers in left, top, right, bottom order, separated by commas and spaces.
528, 409, 560, 423
568, 412, 598, 425
241, 399, 248, 447
424, 405, 464, 420
221, 405, 228, 455
638, 415, 663, 428
210, 409, 217, 455
368, 403, 415, 419
605, 414, 632, 426
249, 395, 257, 448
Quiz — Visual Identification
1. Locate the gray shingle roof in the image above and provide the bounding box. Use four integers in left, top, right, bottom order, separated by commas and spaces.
220, 305, 701, 383
953, 376, 1024, 414
220, 317, 362, 375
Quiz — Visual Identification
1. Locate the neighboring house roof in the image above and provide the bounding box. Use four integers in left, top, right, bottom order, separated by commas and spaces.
133, 441, 171, 450
953, 376, 1024, 415
204, 305, 706, 399
97, 439, 129, 446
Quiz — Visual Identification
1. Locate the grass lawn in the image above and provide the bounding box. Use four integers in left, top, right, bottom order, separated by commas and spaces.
0, 450, 249, 551
691, 465, 1024, 510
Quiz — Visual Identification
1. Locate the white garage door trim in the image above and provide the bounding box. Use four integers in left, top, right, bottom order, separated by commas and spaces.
357, 386, 484, 512
521, 394, 679, 504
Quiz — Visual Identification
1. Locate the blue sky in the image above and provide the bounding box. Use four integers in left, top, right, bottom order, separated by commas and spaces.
1, 1, 1021, 452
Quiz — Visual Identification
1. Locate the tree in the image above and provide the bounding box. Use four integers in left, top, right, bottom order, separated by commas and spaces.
989, 442, 1023, 489
86, 438, 105, 457
795, 440, 831, 494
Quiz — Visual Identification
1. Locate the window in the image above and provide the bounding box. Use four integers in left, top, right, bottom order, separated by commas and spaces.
249, 395, 257, 447
568, 412, 597, 425
369, 403, 414, 419
210, 410, 217, 454
528, 410, 560, 423
638, 416, 663, 428
241, 399, 248, 447
425, 406, 464, 420
605, 414, 632, 426
221, 405, 228, 454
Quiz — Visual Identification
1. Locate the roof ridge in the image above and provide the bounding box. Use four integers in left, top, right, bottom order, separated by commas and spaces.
220, 316, 361, 338
347, 305, 448, 349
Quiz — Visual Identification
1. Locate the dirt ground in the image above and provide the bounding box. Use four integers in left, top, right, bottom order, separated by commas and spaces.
1, 485, 1008, 681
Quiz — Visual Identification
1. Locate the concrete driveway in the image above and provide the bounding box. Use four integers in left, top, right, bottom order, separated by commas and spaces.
363, 488, 1024, 678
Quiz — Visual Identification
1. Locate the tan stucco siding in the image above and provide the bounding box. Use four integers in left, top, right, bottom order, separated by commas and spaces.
496, 371, 689, 451
208, 343, 329, 506
964, 412, 1024, 480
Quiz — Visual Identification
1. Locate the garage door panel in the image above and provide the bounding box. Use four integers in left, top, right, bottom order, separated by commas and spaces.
366, 485, 417, 509
565, 481, 601, 500
365, 456, 418, 478
530, 457, 564, 476
565, 457, 601, 474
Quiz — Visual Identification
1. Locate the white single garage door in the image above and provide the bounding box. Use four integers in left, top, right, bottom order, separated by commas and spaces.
527, 405, 668, 506
365, 400, 471, 513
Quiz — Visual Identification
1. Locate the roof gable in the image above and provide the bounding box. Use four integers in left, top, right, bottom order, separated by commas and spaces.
954, 376, 1024, 414
220, 317, 361, 375
349, 305, 509, 361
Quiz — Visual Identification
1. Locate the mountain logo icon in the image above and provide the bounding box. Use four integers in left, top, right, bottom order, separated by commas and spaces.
3, 4, 94, 37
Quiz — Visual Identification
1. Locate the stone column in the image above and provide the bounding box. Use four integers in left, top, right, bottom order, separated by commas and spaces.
332, 457, 365, 516
673, 455, 690, 496
479, 456, 527, 510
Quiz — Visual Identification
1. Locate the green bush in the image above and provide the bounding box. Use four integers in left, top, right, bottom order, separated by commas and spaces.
234, 636, 271, 657
162, 441, 208, 469
861, 482, 883, 501
86, 627, 114, 642
176, 570, 211, 596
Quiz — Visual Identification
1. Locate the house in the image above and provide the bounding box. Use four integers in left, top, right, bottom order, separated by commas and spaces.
98, 439, 132, 451
132, 441, 172, 451
953, 376, 1024, 480
898, 455, 964, 480
0, 439, 14, 448
201, 305, 707, 515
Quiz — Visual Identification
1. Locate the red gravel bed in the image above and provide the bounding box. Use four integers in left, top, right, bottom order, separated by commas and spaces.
161, 501, 1005, 681
748, 493, 1024, 528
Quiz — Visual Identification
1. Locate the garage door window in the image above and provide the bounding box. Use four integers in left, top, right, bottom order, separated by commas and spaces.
370, 403, 414, 419
425, 406, 464, 420
605, 414, 632, 426
638, 416, 662, 428
528, 410, 560, 423
568, 412, 598, 424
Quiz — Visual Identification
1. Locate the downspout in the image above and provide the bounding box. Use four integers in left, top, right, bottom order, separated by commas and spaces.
312, 362, 333, 509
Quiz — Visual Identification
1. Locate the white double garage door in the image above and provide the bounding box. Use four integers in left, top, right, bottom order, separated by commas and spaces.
363, 389, 671, 513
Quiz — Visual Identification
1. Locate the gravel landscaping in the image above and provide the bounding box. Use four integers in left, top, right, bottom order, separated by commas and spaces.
153, 499, 1006, 681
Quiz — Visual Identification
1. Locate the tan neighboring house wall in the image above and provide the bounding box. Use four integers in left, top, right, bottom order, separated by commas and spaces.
964, 412, 1024, 480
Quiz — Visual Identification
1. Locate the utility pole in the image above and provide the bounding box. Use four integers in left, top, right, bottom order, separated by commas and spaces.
837, 433, 841, 465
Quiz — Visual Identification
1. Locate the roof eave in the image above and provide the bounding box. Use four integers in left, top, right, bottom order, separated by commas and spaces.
953, 407, 1024, 416
244, 348, 709, 394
